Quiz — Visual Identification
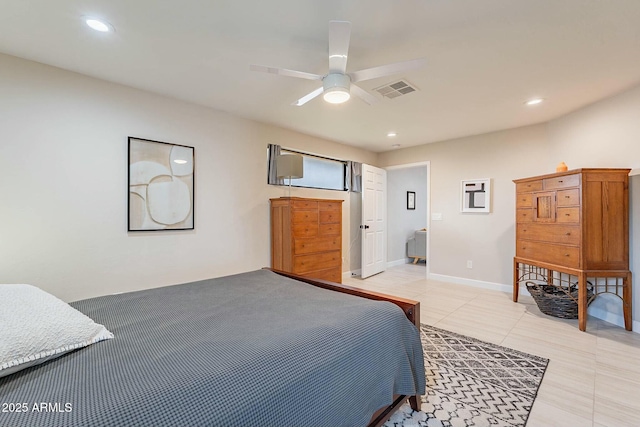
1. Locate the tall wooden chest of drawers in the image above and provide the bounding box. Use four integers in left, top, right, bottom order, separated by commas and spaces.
513, 168, 632, 331
270, 197, 343, 283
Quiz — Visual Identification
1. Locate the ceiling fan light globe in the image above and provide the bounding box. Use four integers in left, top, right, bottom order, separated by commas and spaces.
322, 73, 351, 104
323, 88, 351, 104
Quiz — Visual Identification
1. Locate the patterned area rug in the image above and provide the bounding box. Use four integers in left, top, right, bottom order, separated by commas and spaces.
385, 324, 549, 427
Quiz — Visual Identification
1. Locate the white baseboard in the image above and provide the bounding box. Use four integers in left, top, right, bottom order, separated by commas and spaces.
588, 306, 640, 333
428, 273, 514, 294
428, 273, 639, 334
344, 259, 410, 279
388, 258, 411, 268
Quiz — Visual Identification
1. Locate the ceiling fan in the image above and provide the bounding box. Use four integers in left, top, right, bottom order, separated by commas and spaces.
250, 21, 426, 106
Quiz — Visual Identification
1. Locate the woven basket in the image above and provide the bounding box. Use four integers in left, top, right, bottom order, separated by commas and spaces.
526, 282, 594, 319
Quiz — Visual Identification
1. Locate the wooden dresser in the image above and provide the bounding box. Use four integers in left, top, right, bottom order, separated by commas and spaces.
513, 168, 632, 331
270, 197, 343, 283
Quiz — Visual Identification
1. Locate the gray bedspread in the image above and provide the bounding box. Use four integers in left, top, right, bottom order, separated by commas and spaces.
0, 269, 425, 427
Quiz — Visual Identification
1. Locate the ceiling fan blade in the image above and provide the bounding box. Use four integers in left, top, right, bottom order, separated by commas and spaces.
350, 84, 378, 105
292, 87, 324, 106
328, 21, 351, 74
349, 58, 427, 83
250, 64, 323, 81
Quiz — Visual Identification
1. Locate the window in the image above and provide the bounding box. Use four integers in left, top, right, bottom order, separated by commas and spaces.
279, 149, 346, 191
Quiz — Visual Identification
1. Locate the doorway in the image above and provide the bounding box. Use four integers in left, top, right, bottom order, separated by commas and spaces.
385, 161, 431, 278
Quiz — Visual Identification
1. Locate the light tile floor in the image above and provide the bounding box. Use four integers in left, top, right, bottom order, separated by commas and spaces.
343, 263, 640, 427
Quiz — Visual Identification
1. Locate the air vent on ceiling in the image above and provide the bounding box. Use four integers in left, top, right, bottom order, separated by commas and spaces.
373, 80, 418, 99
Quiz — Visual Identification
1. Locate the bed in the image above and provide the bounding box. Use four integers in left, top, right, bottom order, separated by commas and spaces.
0, 268, 425, 427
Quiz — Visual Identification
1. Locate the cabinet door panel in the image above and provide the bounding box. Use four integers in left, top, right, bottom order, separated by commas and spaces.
533, 192, 556, 222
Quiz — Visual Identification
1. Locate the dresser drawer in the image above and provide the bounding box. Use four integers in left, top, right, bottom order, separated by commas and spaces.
516, 208, 534, 223
319, 223, 340, 236
557, 207, 580, 223
292, 200, 318, 210
543, 174, 580, 190
517, 223, 580, 245
294, 251, 341, 273
292, 222, 318, 237
294, 236, 340, 255
516, 194, 533, 208
319, 210, 340, 224
300, 267, 342, 283
292, 210, 318, 223
318, 201, 341, 211
516, 241, 580, 268
557, 188, 580, 206
516, 180, 542, 193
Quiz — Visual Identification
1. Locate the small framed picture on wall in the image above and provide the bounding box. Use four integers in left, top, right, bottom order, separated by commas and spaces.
407, 191, 416, 210
461, 178, 491, 213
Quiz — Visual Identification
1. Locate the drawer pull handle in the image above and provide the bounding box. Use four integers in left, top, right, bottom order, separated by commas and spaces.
565, 195, 570, 198
523, 229, 527, 232
565, 213, 570, 216
565, 254, 570, 257
558, 180, 563, 183
566, 232, 571, 236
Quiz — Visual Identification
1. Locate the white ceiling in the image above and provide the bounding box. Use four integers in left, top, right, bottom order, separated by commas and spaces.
2, 0, 640, 152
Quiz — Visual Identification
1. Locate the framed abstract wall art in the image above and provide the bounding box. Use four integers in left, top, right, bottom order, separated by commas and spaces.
128, 137, 194, 231
461, 178, 491, 213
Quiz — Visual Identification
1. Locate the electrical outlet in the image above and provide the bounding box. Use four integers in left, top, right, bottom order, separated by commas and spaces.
466, 260, 473, 269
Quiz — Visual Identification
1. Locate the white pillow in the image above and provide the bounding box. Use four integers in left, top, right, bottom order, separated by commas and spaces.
0, 284, 114, 378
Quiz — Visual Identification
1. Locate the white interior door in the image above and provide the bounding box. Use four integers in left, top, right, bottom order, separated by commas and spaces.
361, 164, 387, 278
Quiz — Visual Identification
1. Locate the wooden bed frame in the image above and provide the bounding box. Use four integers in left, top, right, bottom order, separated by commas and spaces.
266, 268, 422, 427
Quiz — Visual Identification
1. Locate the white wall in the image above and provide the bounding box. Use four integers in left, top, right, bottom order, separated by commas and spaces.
378, 83, 640, 330
387, 166, 428, 263
0, 53, 376, 302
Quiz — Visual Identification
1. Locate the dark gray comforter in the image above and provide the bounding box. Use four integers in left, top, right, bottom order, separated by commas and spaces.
0, 269, 425, 427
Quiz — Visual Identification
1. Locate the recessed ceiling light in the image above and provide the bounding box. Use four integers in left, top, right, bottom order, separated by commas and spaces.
85, 17, 113, 33
525, 98, 544, 106
387, 132, 397, 137
392, 144, 401, 148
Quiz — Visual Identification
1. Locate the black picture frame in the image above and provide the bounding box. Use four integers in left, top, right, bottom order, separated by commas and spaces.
128, 137, 195, 231
407, 191, 416, 210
